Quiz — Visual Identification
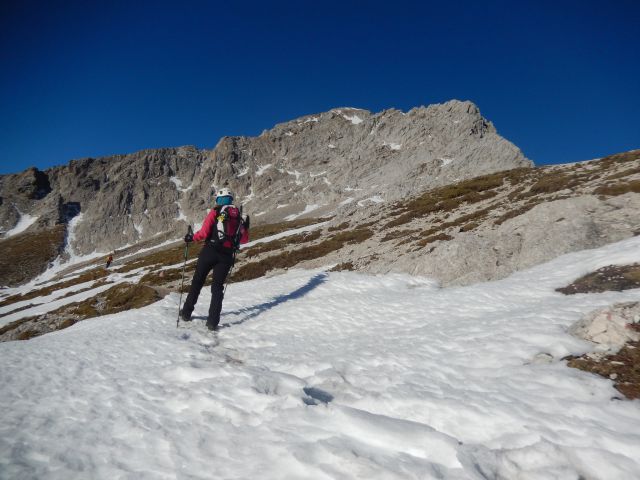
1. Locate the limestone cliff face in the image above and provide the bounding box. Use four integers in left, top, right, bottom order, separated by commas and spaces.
0, 100, 530, 255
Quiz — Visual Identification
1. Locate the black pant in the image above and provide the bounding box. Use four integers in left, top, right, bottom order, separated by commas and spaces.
182, 244, 233, 327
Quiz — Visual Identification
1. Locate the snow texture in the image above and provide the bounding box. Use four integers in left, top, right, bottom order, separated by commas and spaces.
284, 204, 320, 221
3, 209, 38, 237
256, 164, 273, 176
1, 237, 640, 479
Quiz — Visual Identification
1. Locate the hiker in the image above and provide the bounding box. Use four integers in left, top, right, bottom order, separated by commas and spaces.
105, 253, 113, 269
180, 188, 249, 330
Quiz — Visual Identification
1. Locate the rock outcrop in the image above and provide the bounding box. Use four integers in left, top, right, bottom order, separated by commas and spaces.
569, 302, 640, 353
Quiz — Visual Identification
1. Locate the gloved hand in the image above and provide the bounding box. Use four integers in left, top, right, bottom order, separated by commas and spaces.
243, 214, 250, 229
184, 232, 194, 243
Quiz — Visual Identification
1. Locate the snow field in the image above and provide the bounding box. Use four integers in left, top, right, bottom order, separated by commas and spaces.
1, 236, 640, 478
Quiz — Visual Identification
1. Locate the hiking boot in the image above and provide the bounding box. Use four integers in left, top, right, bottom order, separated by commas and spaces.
206, 320, 219, 331
179, 309, 192, 322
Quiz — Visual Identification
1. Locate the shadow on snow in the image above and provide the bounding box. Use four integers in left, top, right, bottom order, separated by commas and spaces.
220, 272, 328, 328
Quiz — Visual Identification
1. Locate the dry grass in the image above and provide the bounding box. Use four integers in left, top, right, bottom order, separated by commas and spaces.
0, 283, 162, 342
231, 227, 374, 282
330, 261, 355, 272
327, 221, 350, 232
0, 266, 109, 308
384, 172, 510, 228
557, 264, 640, 295
415, 232, 453, 248
0, 224, 66, 287
494, 201, 541, 226
115, 243, 202, 273
606, 166, 640, 181
381, 229, 420, 242
593, 180, 640, 196
244, 230, 321, 258
567, 339, 640, 400
250, 217, 327, 241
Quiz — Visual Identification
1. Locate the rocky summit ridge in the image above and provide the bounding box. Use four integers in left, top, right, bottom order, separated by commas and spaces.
0, 100, 529, 259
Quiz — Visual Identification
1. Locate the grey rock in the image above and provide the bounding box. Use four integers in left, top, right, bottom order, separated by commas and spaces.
569, 302, 640, 353
0, 100, 530, 255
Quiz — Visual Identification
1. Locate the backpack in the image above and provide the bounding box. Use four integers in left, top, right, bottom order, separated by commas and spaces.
209, 205, 243, 251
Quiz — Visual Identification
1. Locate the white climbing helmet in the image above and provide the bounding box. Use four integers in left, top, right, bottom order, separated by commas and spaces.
216, 187, 233, 199
215, 187, 234, 206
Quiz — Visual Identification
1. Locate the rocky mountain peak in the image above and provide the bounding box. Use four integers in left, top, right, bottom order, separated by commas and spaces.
1, 100, 530, 258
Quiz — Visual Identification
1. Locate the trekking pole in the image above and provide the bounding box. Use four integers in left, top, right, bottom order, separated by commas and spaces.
176, 225, 193, 328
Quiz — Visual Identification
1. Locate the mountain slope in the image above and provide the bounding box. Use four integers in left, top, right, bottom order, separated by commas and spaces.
0, 100, 530, 259
1, 237, 640, 479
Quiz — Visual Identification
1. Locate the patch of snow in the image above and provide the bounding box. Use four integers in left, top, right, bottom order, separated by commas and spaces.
175, 202, 188, 222
286, 170, 303, 185
0, 281, 116, 327
276, 204, 289, 209
65, 213, 85, 261
328, 144, 336, 149
243, 188, 255, 203
302, 117, 319, 124
383, 142, 402, 151
310, 171, 327, 178
323, 177, 331, 186
357, 196, 385, 207
339, 197, 355, 206
133, 222, 144, 236
342, 114, 363, 125
256, 164, 272, 176
2, 237, 640, 478
440, 157, 454, 167
3, 209, 38, 237
285, 131, 293, 137
284, 204, 320, 221
344, 186, 363, 192
244, 220, 330, 248
237, 166, 250, 177
170, 177, 193, 193
255, 211, 266, 217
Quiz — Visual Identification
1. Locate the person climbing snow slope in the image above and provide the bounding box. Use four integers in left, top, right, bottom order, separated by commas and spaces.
180, 188, 249, 330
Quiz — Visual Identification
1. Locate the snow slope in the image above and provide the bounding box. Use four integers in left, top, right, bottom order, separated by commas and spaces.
1, 237, 640, 479
2, 210, 38, 237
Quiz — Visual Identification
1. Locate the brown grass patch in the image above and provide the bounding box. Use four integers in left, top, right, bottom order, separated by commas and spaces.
567, 341, 640, 399
416, 233, 453, 248
0, 266, 110, 308
0, 224, 66, 287
115, 243, 203, 274
493, 201, 541, 226
381, 229, 420, 242
330, 261, 355, 272
231, 227, 373, 282
593, 180, 640, 196
327, 222, 350, 232
557, 264, 640, 295
385, 171, 510, 228
244, 230, 321, 258
250, 217, 327, 241
0, 283, 162, 342
606, 166, 640, 181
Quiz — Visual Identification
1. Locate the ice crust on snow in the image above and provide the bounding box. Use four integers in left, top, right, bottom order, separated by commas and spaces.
1, 237, 640, 478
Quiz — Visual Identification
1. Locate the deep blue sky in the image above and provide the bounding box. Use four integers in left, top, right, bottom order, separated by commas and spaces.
1, 0, 638, 174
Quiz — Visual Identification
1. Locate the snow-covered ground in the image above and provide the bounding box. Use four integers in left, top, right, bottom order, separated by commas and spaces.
2, 209, 38, 237
1, 237, 640, 479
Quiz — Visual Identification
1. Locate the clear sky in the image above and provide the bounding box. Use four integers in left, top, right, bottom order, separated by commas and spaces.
1, 0, 638, 174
